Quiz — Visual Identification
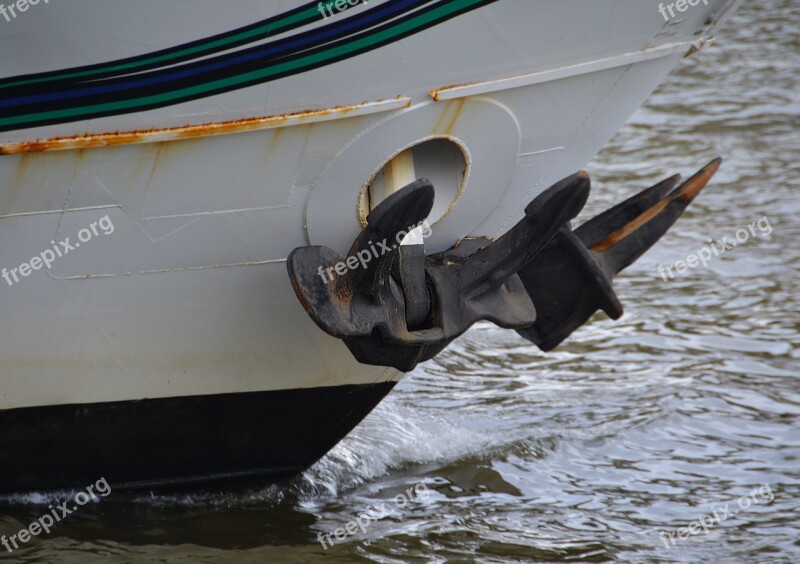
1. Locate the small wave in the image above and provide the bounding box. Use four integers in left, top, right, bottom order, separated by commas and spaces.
297, 392, 507, 498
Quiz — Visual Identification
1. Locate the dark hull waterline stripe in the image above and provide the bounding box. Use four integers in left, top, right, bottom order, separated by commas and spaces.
0, 382, 396, 493
0, 0, 498, 133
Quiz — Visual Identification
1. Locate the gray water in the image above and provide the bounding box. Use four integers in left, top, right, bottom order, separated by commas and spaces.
1, 1, 798, 562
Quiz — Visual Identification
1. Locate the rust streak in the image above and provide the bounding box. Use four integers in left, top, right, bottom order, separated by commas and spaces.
444, 98, 466, 136
4, 154, 30, 213
590, 159, 722, 253
330, 274, 355, 306
0, 98, 410, 155
432, 98, 466, 136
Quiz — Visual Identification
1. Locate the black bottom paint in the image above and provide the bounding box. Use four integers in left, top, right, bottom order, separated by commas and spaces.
0, 382, 395, 494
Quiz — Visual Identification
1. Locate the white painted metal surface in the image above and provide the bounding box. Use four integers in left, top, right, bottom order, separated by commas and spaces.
0, 0, 738, 410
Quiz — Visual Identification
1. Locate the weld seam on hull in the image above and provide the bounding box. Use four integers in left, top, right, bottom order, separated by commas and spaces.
0, 204, 120, 219
46, 258, 288, 281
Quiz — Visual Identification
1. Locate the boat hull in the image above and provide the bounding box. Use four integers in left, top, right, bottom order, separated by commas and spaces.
0, 382, 395, 493
0, 0, 741, 491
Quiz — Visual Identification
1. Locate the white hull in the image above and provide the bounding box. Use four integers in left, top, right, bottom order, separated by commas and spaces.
0, 0, 740, 412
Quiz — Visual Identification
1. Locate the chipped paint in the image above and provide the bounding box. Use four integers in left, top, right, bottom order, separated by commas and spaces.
684, 37, 716, 58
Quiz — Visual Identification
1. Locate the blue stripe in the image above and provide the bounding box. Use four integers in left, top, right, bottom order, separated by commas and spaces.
0, 0, 424, 111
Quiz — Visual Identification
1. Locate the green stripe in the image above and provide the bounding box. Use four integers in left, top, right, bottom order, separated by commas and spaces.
0, 0, 482, 130
0, 4, 327, 90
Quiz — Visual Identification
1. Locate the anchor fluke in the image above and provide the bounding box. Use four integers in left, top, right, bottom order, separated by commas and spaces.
516, 158, 722, 350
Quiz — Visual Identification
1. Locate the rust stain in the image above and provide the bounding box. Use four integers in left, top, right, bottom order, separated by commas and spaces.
265, 126, 285, 158
433, 104, 450, 133
591, 158, 722, 253
444, 98, 466, 136
0, 98, 410, 155
331, 278, 352, 305
141, 143, 166, 208
432, 98, 466, 136
4, 154, 30, 213
12, 153, 30, 186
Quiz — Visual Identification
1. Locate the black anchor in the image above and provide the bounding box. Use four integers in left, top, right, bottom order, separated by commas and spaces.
288, 159, 721, 371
